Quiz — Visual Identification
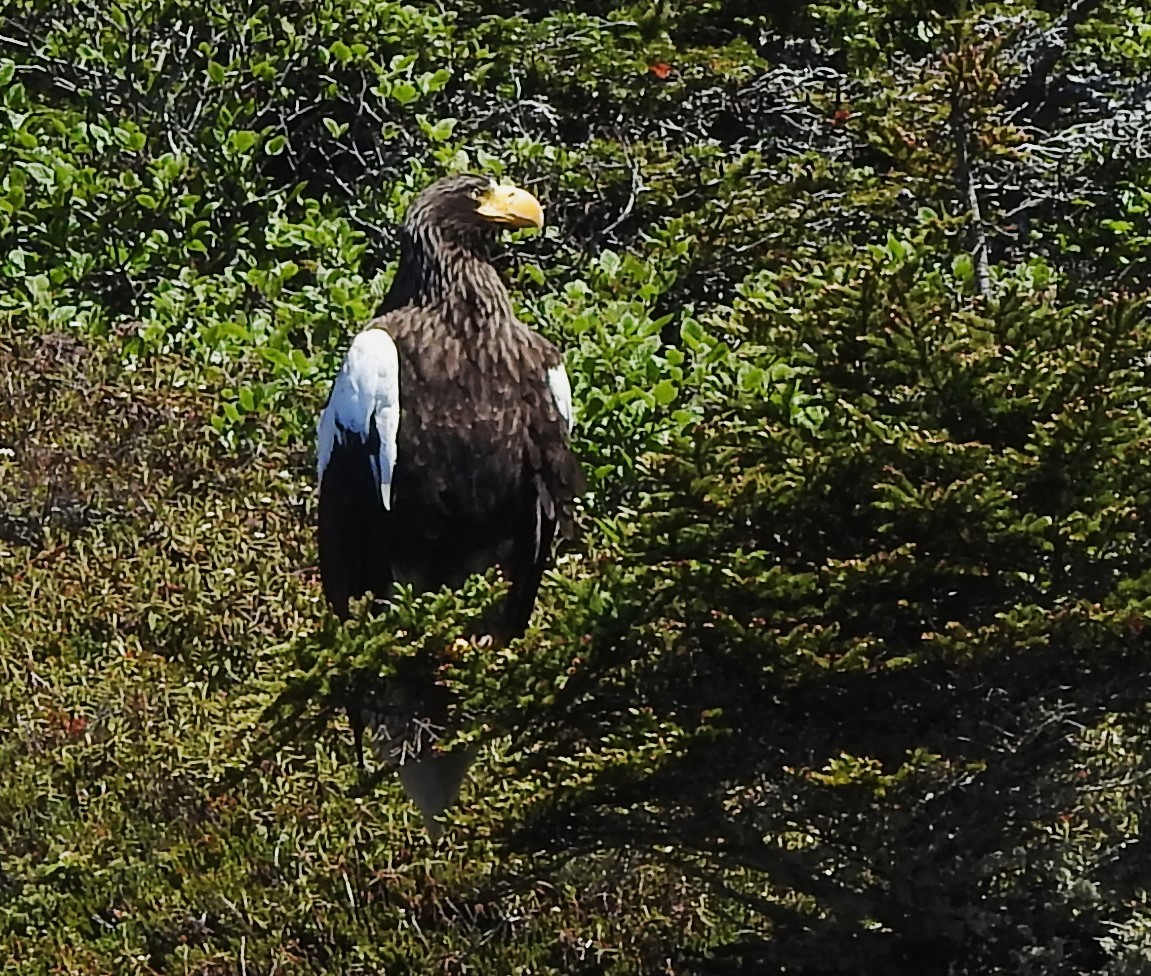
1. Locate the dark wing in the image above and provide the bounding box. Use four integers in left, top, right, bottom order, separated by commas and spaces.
316, 328, 401, 617
497, 352, 580, 641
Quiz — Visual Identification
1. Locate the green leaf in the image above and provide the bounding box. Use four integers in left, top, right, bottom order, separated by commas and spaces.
229, 130, 259, 154
739, 366, 766, 392
423, 67, 452, 93
207, 60, 226, 83
598, 250, 621, 276
427, 118, 456, 141
259, 347, 291, 369
265, 135, 286, 155
392, 82, 419, 105
652, 379, 677, 405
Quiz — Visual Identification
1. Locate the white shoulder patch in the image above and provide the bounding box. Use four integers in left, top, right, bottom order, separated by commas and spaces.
316, 328, 401, 509
546, 363, 574, 433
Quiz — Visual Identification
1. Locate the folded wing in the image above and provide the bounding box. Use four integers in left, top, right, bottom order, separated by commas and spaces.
317, 328, 401, 616
546, 362, 574, 434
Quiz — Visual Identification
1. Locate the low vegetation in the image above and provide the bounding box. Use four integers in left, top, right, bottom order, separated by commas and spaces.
3, 0, 1151, 972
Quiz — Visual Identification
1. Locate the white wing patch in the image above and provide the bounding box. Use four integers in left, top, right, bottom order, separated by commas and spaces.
546, 363, 573, 433
317, 328, 401, 509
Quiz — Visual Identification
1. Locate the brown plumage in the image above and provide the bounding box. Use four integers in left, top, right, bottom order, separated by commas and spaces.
315, 174, 582, 834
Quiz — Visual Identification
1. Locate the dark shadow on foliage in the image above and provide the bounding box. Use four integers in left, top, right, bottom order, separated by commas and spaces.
504, 634, 1150, 975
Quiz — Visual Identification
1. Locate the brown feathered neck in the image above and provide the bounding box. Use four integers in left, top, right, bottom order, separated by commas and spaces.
378, 201, 517, 333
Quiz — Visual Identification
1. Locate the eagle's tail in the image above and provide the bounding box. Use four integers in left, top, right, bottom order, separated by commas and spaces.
360, 672, 476, 840
397, 747, 479, 841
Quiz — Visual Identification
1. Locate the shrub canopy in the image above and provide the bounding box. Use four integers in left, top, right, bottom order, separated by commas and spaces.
3, 0, 1151, 973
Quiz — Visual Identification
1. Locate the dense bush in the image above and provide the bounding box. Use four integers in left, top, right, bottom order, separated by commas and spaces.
2, 0, 1151, 973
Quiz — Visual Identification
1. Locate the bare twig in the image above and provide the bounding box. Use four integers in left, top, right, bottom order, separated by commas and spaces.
1010, 0, 1108, 121
951, 103, 991, 297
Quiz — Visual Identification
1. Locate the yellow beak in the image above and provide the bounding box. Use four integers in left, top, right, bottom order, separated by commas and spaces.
475, 184, 545, 229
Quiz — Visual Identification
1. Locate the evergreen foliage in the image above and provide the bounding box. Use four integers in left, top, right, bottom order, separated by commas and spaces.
2, 0, 1151, 972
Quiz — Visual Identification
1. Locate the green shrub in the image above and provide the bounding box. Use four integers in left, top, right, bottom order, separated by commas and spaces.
4, 0, 1151, 973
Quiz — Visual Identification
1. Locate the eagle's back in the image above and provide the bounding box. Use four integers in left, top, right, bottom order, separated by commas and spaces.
322, 307, 576, 605
380, 309, 578, 538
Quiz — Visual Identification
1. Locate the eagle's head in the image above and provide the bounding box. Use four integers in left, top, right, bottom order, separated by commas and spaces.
404, 174, 545, 248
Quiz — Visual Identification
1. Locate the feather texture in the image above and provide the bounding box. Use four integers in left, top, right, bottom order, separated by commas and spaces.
547, 363, 574, 433
315, 174, 583, 836
316, 327, 401, 509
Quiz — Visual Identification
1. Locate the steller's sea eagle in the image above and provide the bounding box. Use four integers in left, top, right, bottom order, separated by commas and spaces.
315, 174, 582, 835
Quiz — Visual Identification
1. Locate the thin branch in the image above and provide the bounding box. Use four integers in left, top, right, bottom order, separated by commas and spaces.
1010, 0, 1108, 120
951, 103, 991, 297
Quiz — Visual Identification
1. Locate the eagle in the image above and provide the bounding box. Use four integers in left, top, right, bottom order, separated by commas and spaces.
315, 174, 582, 835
